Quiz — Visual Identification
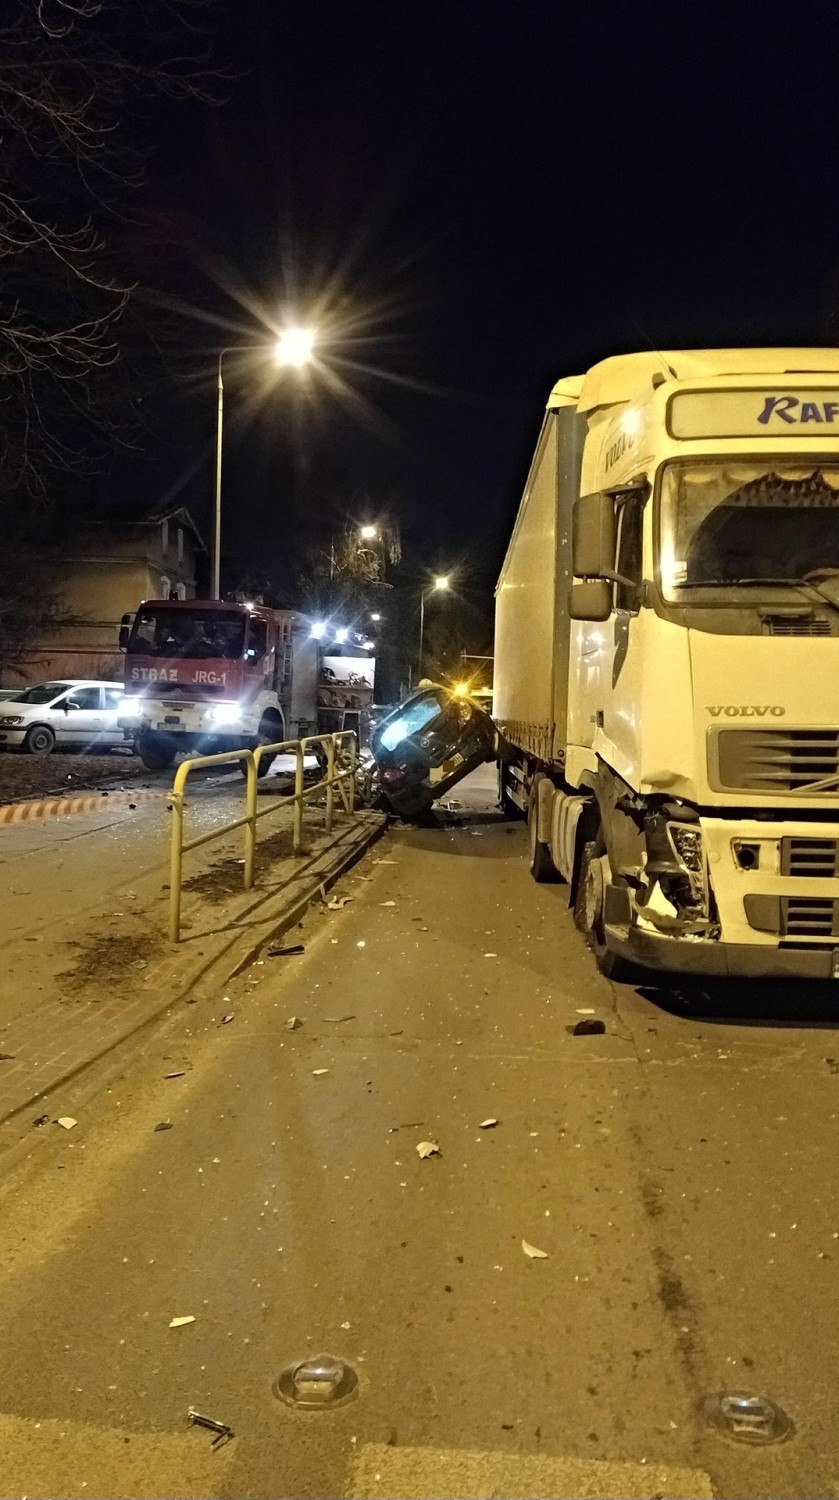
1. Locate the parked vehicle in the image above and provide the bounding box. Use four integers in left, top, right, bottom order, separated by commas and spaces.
371, 685, 495, 818
118, 599, 292, 772
495, 347, 839, 980
0, 680, 129, 756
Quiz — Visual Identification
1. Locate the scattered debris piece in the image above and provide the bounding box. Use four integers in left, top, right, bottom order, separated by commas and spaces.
187, 1407, 234, 1448
169, 1315, 196, 1329
33, 1114, 49, 1127
154, 1122, 174, 1133
416, 1140, 440, 1159
379, 901, 396, 907
572, 1018, 606, 1036
356, 940, 366, 949
312, 1068, 330, 1077
373, 859, 398, 864
220, 1014, 235, 1025
483, 952, 498, 958
389, 1029, 404, 1037
56, 1116, 77, 1131
165, 1071, 186, 1079
0, 1053, 15, 1061
327, 896, 352, 910
286, 1016, 303, 1031
479, 1118, 499, 1129
321, 1015, 356, 1024
576, 1008, 595, 1015
268, 944, 305, 957
522, 1239, 548, 1259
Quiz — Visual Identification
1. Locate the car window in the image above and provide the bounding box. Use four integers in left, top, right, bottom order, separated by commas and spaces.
65, 687, 101, 710
104, 689, 123, 711
16, 682, 71, 704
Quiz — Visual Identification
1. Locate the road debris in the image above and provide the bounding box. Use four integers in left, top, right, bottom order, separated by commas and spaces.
268, 944, 305, 957
576, 1008, 595, 1015
33, 1114, 49, 1127
321, 1015, 356, 1023
154, 1122, 174, 1132
286, 1016, 303, 1031
483, 952, 497, 958
416, 1140, 440, 1159
572, 1018, 606, 1036
357, 940, 366, 948
165, 1071, 187, 1079
326, 896, 352, 910
380, 901, 397, 907
187, 1407, 235, 1449
312, 1068, 330, 1077
56, 1116, 77, 1131
479, 1118, 499, 1129
522, 1239, 548, 1259
169, 1315, 196, 1329
220, 1014, 235, 1025
0, 1053, 15, 1061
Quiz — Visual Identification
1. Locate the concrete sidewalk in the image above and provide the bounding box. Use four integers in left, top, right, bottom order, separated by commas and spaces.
0, 805, 385, 1129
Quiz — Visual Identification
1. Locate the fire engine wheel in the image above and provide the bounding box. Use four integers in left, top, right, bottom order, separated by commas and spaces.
137, 733, 176, 773
574, 838, 638, 982
239, 714, 284, 777
23, 724, 55, 756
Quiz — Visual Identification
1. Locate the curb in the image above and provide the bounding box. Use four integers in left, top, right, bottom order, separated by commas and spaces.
0, 787, 162, 827
0, 811, 388, 1135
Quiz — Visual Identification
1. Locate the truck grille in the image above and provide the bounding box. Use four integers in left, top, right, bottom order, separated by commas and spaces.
780, 838, 839, 876
766, 618, 830, 636
715, 729, 839, 794
783, 897, 838, 938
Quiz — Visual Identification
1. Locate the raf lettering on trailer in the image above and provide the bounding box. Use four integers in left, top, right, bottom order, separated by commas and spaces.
758, 395, 839, 425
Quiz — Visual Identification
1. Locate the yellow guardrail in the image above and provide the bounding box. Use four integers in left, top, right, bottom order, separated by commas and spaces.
167, 732, 357, 942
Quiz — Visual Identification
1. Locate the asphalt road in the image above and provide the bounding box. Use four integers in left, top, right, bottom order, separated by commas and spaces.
0, 765, 837, 1498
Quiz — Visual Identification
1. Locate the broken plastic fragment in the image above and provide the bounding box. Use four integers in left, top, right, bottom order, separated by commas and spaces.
479, 1118, 498, 1129
154, 1122, 174, 1132
169, 1315, 196, 1328
483, 952, 497, 958
268, 944, 305, 957
220, 1014, 235, 1025
380, 901, 396, 907
56, 1117, 77, 1131
286, 1016, 302, 1031
416, 1140, 440, 1159
572, 1018, 606, 1036
321, 1015, 356, 1023
327, 896, 352, 910
312, 1068, 330, 1077
165, 1071, 186, 1079
522, 1239, 548, 1259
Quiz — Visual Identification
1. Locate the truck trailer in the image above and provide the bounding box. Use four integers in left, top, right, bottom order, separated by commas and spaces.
495, 348, 839, 980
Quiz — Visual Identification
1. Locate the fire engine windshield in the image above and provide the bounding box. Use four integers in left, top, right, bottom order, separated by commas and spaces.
659, 462, 839, 598
127, 609, 247, 659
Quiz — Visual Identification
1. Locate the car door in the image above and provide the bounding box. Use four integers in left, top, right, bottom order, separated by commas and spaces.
58, 686, 104, 748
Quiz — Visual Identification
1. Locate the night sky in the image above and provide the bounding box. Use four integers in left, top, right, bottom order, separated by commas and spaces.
137, 0, 839, 632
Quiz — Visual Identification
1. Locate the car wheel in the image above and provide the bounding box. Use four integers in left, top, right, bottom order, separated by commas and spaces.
23, 724, 56, 756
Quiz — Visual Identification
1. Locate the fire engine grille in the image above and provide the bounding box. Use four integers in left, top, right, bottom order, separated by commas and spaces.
780, 838, 839, 877
714, 729, 839, 795
782, 897, 839, 938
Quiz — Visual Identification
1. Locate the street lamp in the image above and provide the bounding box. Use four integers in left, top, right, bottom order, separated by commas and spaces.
212, 329, 316, 599
418, 574, 451, 679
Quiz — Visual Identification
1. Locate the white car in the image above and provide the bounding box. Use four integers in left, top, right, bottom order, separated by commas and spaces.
0, 680, 130, 756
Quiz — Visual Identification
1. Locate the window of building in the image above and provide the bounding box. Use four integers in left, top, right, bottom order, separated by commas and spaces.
177, 527, 184, 563
160, 574, 170, 598
161, 519, 169, 554
176, 582, 187, 600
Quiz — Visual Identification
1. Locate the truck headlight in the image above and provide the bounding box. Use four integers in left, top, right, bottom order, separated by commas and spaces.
666, 822, 706, 898
120, 696, 141, 717
208, 701, 241, 725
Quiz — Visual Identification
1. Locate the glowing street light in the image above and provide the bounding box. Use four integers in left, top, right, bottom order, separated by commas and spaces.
335, 627, 349, 644
310, 621, 326, 640
370, 612, 382, 622
212, 329, 317, 599
418, 573, 453, 679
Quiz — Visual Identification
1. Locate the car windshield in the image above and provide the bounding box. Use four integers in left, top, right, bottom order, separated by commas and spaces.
659, 462, 839, 598
13, 682, 69, 704
127, 609, 246, 660
375, 693, 448, 752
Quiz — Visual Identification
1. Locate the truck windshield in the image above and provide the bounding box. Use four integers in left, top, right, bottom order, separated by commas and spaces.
659, 461, 839, 599
127, 609, 246, 660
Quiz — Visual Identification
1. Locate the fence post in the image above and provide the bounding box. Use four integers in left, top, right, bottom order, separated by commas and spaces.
168, 774, 187, 943
348, 733, 357, 815
293, 738, 305, 854
325, 736, 336, 834
244, 750, 257, 889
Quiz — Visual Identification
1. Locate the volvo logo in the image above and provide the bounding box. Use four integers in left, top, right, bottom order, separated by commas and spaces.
706, 705, 785, 718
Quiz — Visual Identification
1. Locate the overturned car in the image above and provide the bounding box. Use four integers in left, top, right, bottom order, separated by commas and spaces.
370, 685, 496, 819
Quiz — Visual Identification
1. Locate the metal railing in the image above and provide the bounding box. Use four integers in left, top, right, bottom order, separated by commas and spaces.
167, 732, 357, 942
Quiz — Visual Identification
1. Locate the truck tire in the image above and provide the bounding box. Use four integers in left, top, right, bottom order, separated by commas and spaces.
239, 712, 285, 777
137, 733, 176, 773
574, 838, 638, 981
23, 724, 55, 756
527, 784, 559, 882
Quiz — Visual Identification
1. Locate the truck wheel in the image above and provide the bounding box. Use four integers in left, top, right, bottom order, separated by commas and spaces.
240, 713, 285, 777
574, 838, 638, 981
23, 724, 55, 756
527, 786, 559, 882
137, 733, 176, 772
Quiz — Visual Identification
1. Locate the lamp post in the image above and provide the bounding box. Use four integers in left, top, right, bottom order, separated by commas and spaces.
212, 328, 315, 600
418, 574, 450, 680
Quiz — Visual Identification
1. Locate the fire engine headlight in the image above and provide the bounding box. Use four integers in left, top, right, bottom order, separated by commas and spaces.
208, 701, 241, 725
666, 822, 706, 896
120, 696, 141, 717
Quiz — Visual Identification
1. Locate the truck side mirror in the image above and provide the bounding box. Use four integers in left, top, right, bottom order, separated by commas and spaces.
572, 492, 616, 578
118, 613, 132, 652
569, 581, 612, 622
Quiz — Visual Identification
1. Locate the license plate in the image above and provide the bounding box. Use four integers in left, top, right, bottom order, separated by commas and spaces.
166, 703, 193, 712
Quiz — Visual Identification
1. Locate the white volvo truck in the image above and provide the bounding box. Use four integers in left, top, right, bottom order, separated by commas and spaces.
495, 349, 839, 980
